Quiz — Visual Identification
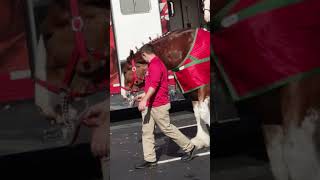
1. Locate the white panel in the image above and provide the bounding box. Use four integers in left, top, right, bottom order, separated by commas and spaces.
10, 70, 31, 80
111, 0, 162, 62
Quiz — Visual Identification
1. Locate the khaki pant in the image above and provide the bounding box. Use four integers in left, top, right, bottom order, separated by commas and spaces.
141, 103, 194, 162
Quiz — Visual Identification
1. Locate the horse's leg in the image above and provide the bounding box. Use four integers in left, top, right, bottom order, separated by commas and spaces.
280, 76, 320, 180
199, 96, 210, 126
198, 86, 210, 126
283, 109, 320, 180
282, 111, 320, 180
191, 101, 210, 149
244, 90, 289, 180
203, 0, 210, 22
263, 125, 289, 180
198, 86, 210, 142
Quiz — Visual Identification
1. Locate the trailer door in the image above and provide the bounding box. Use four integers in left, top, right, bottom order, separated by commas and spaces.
111, 0, 163, 62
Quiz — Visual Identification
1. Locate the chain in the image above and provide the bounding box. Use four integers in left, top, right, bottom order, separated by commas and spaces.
60, 90, 75, 138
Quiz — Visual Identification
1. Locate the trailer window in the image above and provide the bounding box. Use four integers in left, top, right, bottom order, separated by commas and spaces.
120, 0, 151, 14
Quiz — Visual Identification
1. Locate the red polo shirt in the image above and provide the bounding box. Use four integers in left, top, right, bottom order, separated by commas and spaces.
144, 56, 169, 107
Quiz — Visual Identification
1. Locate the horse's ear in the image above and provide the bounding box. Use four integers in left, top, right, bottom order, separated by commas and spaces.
129, 50, 134, 58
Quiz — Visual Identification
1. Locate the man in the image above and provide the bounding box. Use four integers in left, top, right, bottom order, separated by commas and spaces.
134, 44, 196, 169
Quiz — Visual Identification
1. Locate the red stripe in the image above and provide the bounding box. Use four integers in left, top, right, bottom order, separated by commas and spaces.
161, 3, 168, 15
70, 0, 88, 61
63, 48, 79, 86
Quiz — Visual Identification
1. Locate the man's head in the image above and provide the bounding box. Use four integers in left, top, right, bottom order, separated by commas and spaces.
140, 44, 156, 63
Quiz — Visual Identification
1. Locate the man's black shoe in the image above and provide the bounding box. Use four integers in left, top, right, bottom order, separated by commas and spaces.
134, 160, 157, 169
181, 146, 196, 161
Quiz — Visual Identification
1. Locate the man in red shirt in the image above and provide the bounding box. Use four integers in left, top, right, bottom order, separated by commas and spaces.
134, 44, 195, 169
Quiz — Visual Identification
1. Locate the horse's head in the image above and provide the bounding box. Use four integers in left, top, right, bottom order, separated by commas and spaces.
121, 50, 148, 95
43, 0, 108, 92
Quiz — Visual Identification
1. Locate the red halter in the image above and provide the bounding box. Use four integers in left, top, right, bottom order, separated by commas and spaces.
121, 58, 145, 93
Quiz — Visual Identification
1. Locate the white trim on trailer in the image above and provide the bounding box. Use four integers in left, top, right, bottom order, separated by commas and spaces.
10, 70, 31, 80
111, 0, 163, 62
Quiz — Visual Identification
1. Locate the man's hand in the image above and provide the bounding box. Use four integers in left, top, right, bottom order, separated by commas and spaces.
138, 98, 147, 111
137, 87, 155, 111
134, 92, 145, 102
91, 122, 109, 158
80, 100, 109, 158
81, 101, 107, 127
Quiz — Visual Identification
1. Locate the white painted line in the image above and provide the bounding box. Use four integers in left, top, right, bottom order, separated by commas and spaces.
218, 118, 240, 124
196, 151, 211, 157
178, 124, 197, 129
157, 151, 210, 164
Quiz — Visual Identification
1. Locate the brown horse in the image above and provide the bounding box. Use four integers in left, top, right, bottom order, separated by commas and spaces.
122, 29, 210, 149
37, 0, 108, 122
43, 0, 107, 93
34, 0, 108, 156
214, 1, 320, 180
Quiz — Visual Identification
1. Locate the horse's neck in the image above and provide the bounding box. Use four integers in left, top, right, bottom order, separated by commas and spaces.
150, 29, 196, 70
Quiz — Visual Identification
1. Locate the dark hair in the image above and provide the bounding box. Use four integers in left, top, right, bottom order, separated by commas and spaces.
140, 44, 155, 54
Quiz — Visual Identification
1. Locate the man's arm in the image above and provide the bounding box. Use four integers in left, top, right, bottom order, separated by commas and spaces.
142, 87, 155, 102
138, 87, 155, 111
138, 62, 162, 111
80, 99, 109, 158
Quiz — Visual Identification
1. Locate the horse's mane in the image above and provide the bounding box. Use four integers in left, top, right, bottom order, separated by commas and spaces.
127, 28, 194, 64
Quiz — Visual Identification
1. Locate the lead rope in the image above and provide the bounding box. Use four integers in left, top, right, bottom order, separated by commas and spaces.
42, 91, 74, 142
60, 91, 74, 139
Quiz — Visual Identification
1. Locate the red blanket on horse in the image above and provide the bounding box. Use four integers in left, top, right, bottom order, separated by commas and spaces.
172, 28, 210, 94
213, 0, 320, 101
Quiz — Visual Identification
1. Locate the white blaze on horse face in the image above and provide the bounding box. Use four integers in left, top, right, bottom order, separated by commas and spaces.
203, 0, 210, 22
